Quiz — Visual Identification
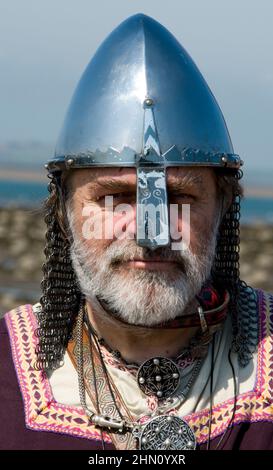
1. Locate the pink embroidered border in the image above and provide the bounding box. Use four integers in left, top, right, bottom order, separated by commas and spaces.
185, 289, 273, 442
5, 304, 112, 444
4, 289, 273, 445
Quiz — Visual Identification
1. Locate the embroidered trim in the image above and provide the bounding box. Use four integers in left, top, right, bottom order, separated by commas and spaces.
99, 340, 196, 375
186, 290, 273, 443
5, 305, 112, 445
4, 289, 273, 446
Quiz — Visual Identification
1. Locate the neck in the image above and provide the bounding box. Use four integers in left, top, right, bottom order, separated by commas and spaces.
86, 298, 200, 365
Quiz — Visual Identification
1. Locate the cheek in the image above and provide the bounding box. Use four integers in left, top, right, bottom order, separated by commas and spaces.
72, 203, 110, 251
79, 202, 136, 246
85, 238, 110, 256
111, 205, 136, 240
175, 204, 217, 253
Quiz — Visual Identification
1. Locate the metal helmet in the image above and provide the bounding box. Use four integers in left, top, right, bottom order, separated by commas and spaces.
46, 13, 242, 249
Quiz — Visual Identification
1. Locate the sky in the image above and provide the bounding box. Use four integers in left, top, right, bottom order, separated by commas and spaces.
0, 0, 273, 171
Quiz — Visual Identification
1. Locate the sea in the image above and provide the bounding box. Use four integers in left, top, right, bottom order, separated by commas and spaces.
0, 179, 272, 225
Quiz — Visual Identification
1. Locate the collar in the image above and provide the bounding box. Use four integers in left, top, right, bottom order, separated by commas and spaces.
95, 285, 230, 330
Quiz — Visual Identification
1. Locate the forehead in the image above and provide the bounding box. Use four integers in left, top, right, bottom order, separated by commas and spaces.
66, 166, 215, 191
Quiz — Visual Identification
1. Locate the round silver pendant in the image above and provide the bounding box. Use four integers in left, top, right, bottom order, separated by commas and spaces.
135, 415, 196, 450
137, 356, 180, 399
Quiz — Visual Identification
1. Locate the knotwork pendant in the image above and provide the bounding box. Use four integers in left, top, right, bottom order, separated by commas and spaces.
133, 415, 196, 450
137, 356, 180, 399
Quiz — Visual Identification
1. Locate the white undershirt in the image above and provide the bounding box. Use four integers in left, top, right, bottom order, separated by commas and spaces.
48, 315, 257, 420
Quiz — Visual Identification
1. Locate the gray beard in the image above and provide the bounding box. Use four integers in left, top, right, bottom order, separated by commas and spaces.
67, 206, 219, 327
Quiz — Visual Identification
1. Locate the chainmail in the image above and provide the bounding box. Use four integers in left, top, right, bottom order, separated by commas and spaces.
34, 168, 259, 370
211, 169, 258, 367
34, 172, 81, 370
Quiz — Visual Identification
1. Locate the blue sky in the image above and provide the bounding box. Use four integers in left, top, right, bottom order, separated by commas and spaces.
0, 0, 273, 170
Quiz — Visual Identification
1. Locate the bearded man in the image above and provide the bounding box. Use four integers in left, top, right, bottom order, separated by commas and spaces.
1, 14, 273, 451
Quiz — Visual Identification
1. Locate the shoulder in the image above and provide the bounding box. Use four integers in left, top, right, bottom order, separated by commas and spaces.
0, 314, 8, 337
256, 288, 273, 328
257, 287, 273, 303
0, 303, 115, 449
253, 288, 273, 400
0, 314, 12, 372
3, 302, 39, 337
0, 305, 35, 448
0, 302, 37, 383
1, 302, 39, 376
0, 314, 17, 389
0, 303, 38, 399
251, 288, 273, 354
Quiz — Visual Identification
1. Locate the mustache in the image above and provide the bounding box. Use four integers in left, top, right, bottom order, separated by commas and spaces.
105, 240, 191, 270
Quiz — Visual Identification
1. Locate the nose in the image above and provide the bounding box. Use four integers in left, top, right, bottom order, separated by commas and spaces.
136, 167, 170, 249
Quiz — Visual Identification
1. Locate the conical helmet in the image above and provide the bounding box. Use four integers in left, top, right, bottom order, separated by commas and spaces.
46, 13, 242, 249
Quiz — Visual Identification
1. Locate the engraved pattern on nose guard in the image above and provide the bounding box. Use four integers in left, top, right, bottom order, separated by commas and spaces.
136, 100, 170, 249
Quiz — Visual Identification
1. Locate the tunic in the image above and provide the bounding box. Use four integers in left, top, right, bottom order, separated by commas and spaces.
1, 288, 273, 450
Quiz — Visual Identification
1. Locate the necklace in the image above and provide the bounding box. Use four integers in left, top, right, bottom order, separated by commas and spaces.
66, 286, 240, 450
75, 300, 212, 450
84, 309, 208, 400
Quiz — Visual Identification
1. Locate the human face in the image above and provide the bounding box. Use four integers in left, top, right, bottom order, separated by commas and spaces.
65, 167, 220, 326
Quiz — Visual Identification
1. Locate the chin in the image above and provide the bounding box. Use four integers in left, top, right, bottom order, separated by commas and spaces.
112, 263, 182, 283
101, 272, 194, 326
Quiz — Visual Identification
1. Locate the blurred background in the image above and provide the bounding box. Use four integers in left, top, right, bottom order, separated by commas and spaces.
0, 0, 272, 316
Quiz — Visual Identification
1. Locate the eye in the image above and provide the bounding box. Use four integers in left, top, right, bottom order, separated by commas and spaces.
170, 193, 196, 202
113, 192, 128, 199
94, 192, 135, 204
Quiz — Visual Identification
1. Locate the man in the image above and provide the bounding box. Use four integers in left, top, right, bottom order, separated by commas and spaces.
1, 14, 273, 450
